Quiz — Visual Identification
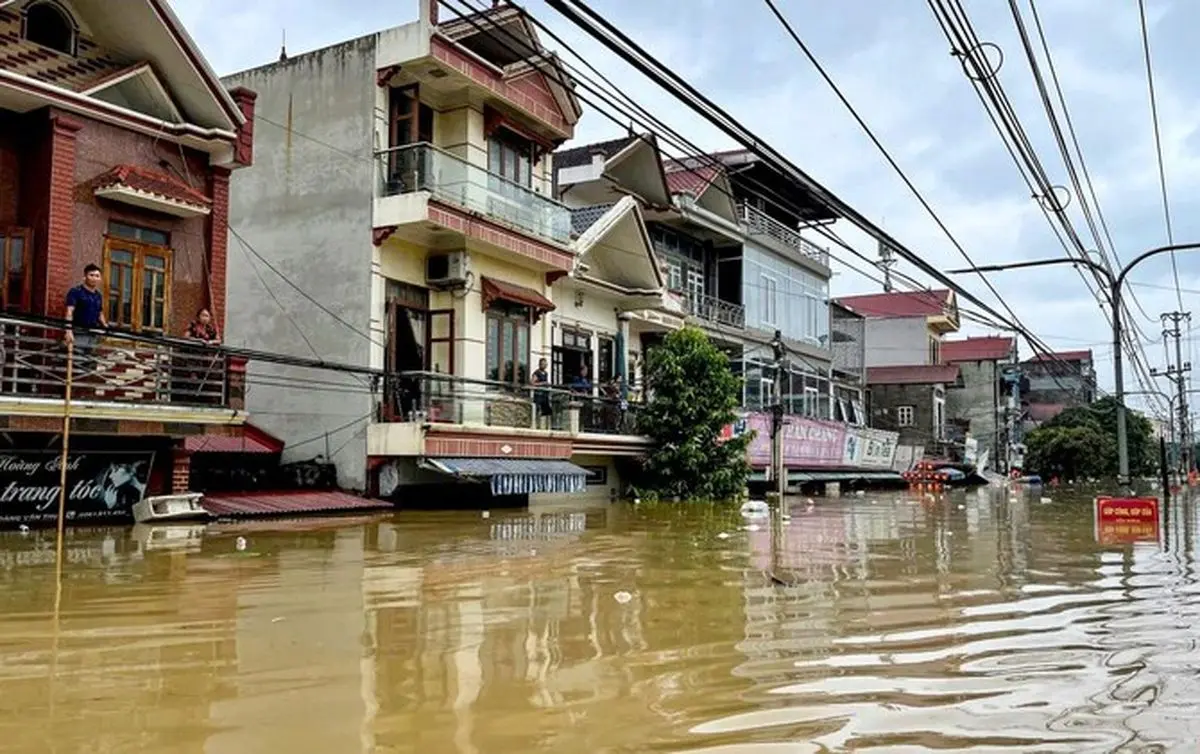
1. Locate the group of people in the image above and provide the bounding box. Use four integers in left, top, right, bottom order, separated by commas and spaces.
529, 357, 628, 429
64, 263, 220, 378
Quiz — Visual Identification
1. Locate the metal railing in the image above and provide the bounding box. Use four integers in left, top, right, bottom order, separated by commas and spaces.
0, 318, 231, 407
375, 142, 572, 245
737, 204, 830, 266
686, 291, 746, 329
382, 371, 642, 436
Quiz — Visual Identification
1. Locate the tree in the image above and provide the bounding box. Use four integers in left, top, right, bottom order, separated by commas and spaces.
635, 326, 750, 500
1023, 396, 1155, 478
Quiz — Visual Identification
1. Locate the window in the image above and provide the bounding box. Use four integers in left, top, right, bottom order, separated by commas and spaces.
666, 262, 683, 292
486, 302, 530, 386
897, 405, 915, 427
761, 274, 778, 325
934, 396, 946, 439
488, 129, 533, 187
103, 223, 171, 332
22, 1, 76, 56
597, 335, 615, 383
803, 386, 819, 417
0, 229, 32, 312
686, 268, 705, 302
929, 336, 941, 365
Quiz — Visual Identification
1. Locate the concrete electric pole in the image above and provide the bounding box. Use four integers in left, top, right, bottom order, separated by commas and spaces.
1160, 311, 1192, 475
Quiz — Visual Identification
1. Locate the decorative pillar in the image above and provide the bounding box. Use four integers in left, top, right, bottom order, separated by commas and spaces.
171, 447, 192, 494
45, 114, 81, 318
617, 312, 631, 399
206, 166, 231, 335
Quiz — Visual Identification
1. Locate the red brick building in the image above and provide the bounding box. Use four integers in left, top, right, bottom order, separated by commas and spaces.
0, 0, 257, 525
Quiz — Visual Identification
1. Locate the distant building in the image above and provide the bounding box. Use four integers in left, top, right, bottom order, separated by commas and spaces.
865, 364, 961, 450
942, 335, 1017, 470
834, 289, 959, 367
1021, 349, 1096, 426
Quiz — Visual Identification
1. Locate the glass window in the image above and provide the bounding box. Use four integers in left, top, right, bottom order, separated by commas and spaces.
897, 405, 915, 427
103, 223, 172, 332
488, 130, 533, 188
686, 268, 705, 302
761, 274, 777, 325
486, 304, 530, 386
0, 229, 31, 312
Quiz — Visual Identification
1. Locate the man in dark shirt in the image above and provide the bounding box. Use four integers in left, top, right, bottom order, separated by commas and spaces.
64, 263, 106, 374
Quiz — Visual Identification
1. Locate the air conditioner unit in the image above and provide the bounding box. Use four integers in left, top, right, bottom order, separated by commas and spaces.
426, 250, 469, 289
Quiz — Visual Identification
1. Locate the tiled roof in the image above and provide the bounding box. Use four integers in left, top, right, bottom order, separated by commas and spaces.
200, 490, 391, 518
835, 289, 953, 318
866, 364, 960, 385
95, 164, 211, 208
942, 336, 1014, 362
555, 136, 639, 169
1024, 349, 1092, 363
663, 161, 721, 196
1027, 403, 1067, 422
570, 203, 615, 236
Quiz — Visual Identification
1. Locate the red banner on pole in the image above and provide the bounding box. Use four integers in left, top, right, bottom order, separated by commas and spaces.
1094, 496, 1160, 545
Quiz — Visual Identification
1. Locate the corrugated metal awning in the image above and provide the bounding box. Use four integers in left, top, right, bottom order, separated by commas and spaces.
423, 457, 589, 496
201, 490, 391, 518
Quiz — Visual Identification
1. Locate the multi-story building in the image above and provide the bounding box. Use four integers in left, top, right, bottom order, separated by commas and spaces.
830, 301, 867, 425
225, 1, 660, 502
942, 335, 1017, 469
1021, 349, 1096, 425
835, 289, 962, 452
0, 0, 257, 524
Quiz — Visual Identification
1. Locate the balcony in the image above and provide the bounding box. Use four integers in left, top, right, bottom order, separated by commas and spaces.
382, 372, 641, 435
375, 143, 572, 246
737, 204, 830, 267
0, 317, 243, 422
686, 291, 746, 330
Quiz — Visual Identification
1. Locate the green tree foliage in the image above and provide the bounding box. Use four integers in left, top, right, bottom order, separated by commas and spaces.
1023, 396, 1155, 478
636, 326, 751, 500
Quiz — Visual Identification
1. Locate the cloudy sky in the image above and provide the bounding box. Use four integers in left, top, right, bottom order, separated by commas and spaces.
173, 0, 1200, 415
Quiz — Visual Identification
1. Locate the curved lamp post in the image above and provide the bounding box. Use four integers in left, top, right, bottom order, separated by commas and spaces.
949, 242, 1200, 485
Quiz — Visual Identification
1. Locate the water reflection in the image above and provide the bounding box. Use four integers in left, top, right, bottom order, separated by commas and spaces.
0, 490, 1198, 751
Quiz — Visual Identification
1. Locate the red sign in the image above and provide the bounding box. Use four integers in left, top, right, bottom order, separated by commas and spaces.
1094, 496, 1160, 545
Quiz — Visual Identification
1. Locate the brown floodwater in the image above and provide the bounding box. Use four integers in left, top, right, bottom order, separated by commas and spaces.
0, 488, 1195, 752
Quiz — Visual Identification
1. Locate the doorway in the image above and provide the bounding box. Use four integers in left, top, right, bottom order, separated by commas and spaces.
553, 327, 592, 390
384, 281, 454, 420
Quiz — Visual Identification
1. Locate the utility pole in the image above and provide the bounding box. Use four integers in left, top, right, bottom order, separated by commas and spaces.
1159, 311, 1192, 476
770, 329, 787, 498
877, 239, 896, 292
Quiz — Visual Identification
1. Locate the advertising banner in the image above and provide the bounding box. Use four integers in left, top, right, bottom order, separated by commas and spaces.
1094, 496, 1160, 545
0, 451, 155, 525
745, 413, 847, 468
842, 427, 899, 469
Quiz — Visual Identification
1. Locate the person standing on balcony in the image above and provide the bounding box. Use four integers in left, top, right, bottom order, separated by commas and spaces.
182, 308, 221, 404
185, 308, 220, 344
531, 357, 552, 428
64, 263, 107, 376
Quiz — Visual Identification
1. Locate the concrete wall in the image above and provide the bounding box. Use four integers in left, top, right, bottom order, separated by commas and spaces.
222, 37, 379, 490
863, 317, 933, 367
946, 360, 1001, 462
869, 382, 942, 447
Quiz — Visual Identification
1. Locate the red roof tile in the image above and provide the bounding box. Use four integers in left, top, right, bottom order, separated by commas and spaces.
942, 336, 1015, 362
1027, 403, 1066, 421
201, 491, 391, 518
663, 162, 721, 197
186, 424, 285, 454
95, 164, 212, 208
1025, 349, 1092, 363
867, 364, 960, 385
835, 290, 953, 318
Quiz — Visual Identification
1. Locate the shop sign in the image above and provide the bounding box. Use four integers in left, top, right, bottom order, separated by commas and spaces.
0, 451, 156, 525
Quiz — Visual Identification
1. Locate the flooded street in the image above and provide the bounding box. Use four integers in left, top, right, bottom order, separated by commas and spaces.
0, 489, 1196, 752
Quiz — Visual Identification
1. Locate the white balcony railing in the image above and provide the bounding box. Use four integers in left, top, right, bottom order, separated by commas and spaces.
686, 291, 745, 329
376, 143, 572, 245
737, 203, 830, 267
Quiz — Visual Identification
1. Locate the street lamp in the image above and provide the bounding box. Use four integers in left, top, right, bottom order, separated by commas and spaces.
948, 242, 1200, 485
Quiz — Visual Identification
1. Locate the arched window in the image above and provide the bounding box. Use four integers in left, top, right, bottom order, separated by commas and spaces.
22, 1, 77, 56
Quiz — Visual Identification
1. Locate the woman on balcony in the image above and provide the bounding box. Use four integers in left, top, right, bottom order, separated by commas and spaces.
180, 308, 221, 404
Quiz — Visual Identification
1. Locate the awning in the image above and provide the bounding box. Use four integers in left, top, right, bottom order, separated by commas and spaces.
200, 490, 391, 518
481, 276, 556, 322
422, 457, 588, 496
185, 424, 285, 454
94, 164, 212, 218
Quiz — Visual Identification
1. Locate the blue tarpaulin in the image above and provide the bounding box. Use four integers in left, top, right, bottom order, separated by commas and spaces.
422, 457, 589, 496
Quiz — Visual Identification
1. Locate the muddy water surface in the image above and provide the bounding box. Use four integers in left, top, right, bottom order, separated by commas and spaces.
0, 489, 1196, 752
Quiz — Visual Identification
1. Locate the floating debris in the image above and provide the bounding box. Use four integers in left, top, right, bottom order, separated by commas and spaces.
613, 591, 633, 604
235, 536, 247, 552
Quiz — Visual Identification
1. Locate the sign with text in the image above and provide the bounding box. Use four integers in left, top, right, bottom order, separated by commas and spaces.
0, 451, 156, 525
1094, 496, 1160, 545
842, 427, 899, 469
745, 414, 847, 468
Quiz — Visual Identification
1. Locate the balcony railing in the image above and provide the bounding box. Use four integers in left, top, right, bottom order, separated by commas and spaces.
376, 142, 572, 246
382, 371, 641, 436
737, 204, 830, 267
0, 318, 236, 408
686, 291, 746, 329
